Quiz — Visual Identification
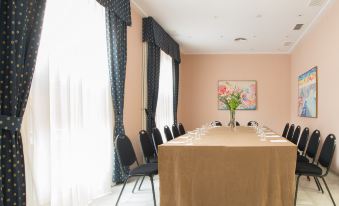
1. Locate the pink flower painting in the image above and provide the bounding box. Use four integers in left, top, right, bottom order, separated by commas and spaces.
218, 80, 257, 110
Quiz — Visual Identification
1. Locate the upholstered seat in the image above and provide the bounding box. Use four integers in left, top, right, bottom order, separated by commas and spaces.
295, 163, 322, 176
130, 163, 158, 176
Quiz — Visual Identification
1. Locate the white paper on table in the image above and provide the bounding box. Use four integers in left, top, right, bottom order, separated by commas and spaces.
270, 140, 288, 143
179, 136, 189, 139
266, 135, 281, 138
265, 132, 276, 135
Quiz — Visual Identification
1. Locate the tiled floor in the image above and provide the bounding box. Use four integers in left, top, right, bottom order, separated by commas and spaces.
90, 173, 339, 206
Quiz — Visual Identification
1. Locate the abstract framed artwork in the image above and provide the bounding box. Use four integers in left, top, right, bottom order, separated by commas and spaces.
298, 66, 318, 118
218, 80, 257, 110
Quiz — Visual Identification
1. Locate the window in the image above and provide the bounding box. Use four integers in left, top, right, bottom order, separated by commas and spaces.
155, 51, 174, 141
22, 0, 113, 205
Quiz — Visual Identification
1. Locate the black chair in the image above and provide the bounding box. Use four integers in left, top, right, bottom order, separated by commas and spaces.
247, 121, 258, 126
282, 123, 290, 138
295, 134, 336, 206
152, 128, 163, 155
291, 125, 301, 145
138, 130, 158, 192
139, 130, 157, 163
286, 124, 295, 141
172, 124, 180, 138
228, 121, 240, 126
297, 130, 320, 164
115, 135, 158, 206
164, 126, 174, 141
297, 127, 310, 155
178, 123, 186, 135
212, 121, 222, 126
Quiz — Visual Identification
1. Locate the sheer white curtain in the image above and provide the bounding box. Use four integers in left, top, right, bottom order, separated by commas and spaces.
21, 0, 114, 205
155, 51, 174, 141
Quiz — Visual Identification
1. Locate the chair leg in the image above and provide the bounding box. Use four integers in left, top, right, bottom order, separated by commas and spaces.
150, 175, 157, 206
313, 177, 321, 192
138, 176, 145, 191
132, 177, 140, 193
321, 177, 336, 206
116, 177, 129, 206
295, 175, 301, 206
315, 177, 324, 194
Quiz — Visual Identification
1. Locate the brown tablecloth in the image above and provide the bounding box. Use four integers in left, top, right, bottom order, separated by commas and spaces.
159, 126, 297, 206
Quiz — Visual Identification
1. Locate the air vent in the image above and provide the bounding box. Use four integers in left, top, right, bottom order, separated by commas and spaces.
293, 24, 304, 30
234, 37, 247, 42
284, 42, 293, 47
309, 0, 325, 7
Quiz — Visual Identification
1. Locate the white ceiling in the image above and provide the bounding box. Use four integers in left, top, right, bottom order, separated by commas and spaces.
132, 0, 332, 54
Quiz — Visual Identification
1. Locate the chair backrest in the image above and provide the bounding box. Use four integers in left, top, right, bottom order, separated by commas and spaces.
152, 128, 163, 152
212, 121, 222, 126
282, 123, 290, 138
164, 126, 173, 141
305, 130, 321, 162
298, 127, 309, 153
139, 130, 156, 163
286, 124, 295, 141
115, 134, 137, 168
291, 125, 301, 145
318, 134, 336, 172
172, 124, 180, 138
178, 123, 186, 135
247, 121, 258, 126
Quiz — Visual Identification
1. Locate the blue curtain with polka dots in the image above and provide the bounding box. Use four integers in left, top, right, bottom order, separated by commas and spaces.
105, 9, 130, 183
173, 60, 180, 124
0, 0, 46, 205
96, 0, 131, 26
145, 44, 161, 134
143, 17, 181, 132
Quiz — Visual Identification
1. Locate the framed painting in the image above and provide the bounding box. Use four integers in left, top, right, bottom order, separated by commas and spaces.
298, 67, 318, 118
218, 80, 257, 110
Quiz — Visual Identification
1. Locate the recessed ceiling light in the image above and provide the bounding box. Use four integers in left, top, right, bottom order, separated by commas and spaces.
234, 37, 247, 42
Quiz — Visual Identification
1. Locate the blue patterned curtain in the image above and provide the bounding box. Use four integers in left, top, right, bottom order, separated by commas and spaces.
173, 60, 180, 124
145, 44, 161, 134
97, 0, 131, 183
143, 17, 181, 129
0, 0, 46, 205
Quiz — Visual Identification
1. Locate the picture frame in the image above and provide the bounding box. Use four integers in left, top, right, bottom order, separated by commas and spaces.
218, 80, 257, 110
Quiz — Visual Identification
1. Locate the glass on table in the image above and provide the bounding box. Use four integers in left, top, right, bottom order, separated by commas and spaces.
258, 127, 267, 141
187, 131, 196, 143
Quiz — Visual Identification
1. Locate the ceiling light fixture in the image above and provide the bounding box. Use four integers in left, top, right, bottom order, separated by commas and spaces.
293, 24, 304, 30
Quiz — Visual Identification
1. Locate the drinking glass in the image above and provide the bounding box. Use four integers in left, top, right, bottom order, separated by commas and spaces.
259, 127, 266, 141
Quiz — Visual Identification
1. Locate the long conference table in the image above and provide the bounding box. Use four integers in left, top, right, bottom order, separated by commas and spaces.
159, 126, 297, 206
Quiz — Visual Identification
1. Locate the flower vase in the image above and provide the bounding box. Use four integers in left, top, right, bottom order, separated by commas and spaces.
229, 110, 236, 128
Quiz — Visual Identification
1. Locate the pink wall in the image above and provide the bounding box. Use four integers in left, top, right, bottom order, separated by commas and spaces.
125, 5, 143, 162
290, 1, 339, 172
178, 54, 291, 133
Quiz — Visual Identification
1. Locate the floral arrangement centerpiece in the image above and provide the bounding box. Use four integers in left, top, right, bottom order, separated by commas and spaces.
218, 85, 243, 128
